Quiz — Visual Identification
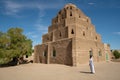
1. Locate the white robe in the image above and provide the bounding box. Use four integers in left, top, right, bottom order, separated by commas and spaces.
89, 58, 95, 73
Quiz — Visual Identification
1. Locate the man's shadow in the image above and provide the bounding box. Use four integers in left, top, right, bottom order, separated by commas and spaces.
80, 71, 92, 74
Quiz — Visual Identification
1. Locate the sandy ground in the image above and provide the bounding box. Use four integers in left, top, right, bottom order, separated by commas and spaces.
0, 61, 120, 80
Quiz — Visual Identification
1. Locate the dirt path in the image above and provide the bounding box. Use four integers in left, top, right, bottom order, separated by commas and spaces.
0, 62, 120, 80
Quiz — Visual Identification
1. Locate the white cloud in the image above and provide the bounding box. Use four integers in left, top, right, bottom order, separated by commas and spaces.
3, 0, 60, 34
31, 35, 39, 38
35, 24, 48, 34
25, 32, 39, 39
34, 12, 48, 34
26, 32, 34, 36
3, 0, 64, 16
113, 32, 120, 35
88, 2, 95, 5
37, 25, 48, 31
4, 1, 23, 16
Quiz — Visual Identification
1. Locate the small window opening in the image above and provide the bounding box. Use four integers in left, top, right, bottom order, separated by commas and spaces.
26, 55, 28, 58
71, 29, 74, 34
70, 6, 72, 9
87, 19, 89, 22
50, 35, 53, 41
70, 12, 72, 16
96, 36, 97, 40
89, 50, 93, 56
83, 31, 85, 36
99, 50, 102, 56
66, 7, 69, 9
53, 48, 56, 57
62, 15, 64, 19
51, 47, 56, 57
59, 11, 61, 14
43, 51, 47, 57
60, 32, 62, 37
47, 37, 49, 40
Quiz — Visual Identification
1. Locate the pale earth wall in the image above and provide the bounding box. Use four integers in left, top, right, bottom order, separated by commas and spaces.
34, 3, 111, 66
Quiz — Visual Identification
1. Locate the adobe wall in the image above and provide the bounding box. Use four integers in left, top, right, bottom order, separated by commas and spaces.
49, 39, 72, 65
34, 44, 48, 63
42, 27, 68, 43
34, 38, 73, 66
34, 3, 111, 66
66, 24, 101, 42
104, 44, 113, 61
72, 37, 105, 65
34, 45, 40, 63
76, 25, 101, 42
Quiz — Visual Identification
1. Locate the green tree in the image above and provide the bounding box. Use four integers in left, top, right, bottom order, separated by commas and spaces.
0, 32, 11, 64
113, 50, 120, 59
0, 28, 32, 64
0, 32, 4, 37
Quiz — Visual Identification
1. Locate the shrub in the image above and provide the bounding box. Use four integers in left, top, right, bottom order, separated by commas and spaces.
113, 50, 120, 59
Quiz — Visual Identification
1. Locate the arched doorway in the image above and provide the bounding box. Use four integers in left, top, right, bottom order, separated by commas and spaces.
106, 53, 109, 61
89, 49, 93, 57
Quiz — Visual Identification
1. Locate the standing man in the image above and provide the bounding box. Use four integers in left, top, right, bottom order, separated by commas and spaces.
89, 55, 95, 74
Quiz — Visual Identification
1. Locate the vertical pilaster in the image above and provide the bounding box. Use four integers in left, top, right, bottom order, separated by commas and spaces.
72, 37, 77, 66
34, 46, 40, 63
47, 43, 51, 64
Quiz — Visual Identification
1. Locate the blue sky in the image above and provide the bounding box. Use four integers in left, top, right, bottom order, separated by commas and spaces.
0, 0, 120, 49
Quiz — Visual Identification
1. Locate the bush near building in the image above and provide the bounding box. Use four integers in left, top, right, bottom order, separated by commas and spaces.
113, 50, 120, 59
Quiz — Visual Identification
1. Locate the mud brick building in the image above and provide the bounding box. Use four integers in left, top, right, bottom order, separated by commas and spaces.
34, 3, 111, 66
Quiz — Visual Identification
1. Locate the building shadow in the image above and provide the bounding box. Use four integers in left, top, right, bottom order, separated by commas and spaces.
80, 71, 92, 74
0, 57, 33, 68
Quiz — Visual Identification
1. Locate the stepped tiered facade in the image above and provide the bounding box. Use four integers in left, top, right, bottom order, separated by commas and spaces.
34, 3, 111, 66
